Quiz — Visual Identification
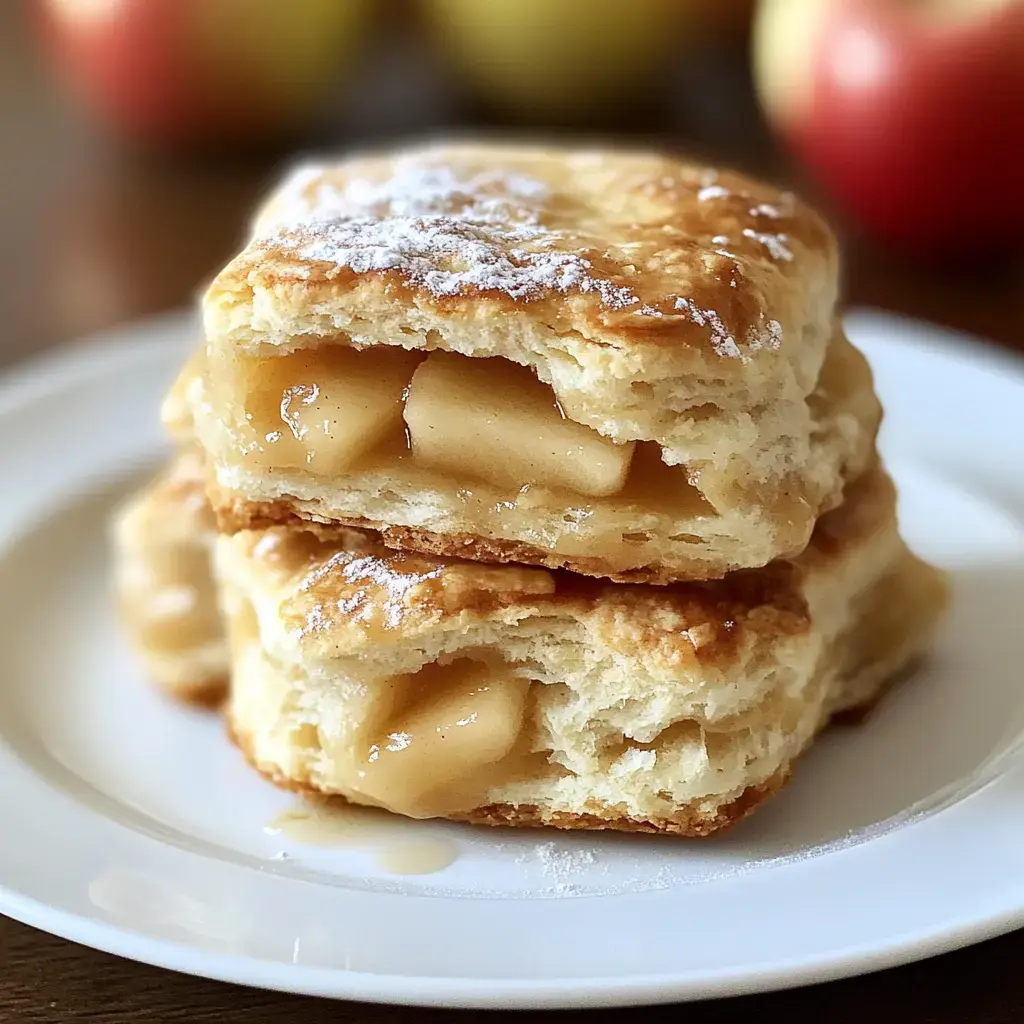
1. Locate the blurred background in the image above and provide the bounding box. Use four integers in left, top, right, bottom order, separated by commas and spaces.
2, 0, 1022, 366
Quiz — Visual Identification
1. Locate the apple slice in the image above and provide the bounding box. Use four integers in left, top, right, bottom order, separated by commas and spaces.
244, 346, 420, 474
355, 660, 528, 817
405, 353, 635, 496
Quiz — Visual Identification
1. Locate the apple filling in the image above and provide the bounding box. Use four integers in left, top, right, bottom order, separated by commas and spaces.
338, 658, 535, 818
216, 345, 715, 522
243, 346, 422, 474
405, 353, 635, 497
231, 600, 538, 816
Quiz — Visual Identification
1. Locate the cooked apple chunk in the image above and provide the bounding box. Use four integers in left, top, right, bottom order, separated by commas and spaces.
244, 346, 421, 473
405, 353, 636, 496
350, 660, 529, 817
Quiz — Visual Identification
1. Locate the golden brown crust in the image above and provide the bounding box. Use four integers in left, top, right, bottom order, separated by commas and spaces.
449, 770, 791, 837
215, 468, 897, 672
206, 459, 880, 589
235, 523, 810, 665
370, 511, 823, 586
169, 675, 229, 710
205, 143, 837, 397
210, 492, 756, 586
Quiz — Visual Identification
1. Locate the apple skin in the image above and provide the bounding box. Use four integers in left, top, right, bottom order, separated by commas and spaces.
427, 0, 693, 119
754, 0, 1024, 252
37, 0, 372, 147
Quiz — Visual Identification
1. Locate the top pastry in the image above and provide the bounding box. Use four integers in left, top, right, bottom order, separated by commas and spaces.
194, 143, 878, 583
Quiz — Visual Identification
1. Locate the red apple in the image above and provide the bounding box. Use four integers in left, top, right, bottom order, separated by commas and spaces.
37, 0, 373, 147
754, 0, 1024, 252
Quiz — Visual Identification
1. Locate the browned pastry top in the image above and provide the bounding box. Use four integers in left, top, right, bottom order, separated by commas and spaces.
234, 467, 895, 667
206, 142, 836, 382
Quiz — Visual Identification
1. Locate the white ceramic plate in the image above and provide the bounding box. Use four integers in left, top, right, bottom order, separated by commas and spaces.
0, 309, 1022, 1009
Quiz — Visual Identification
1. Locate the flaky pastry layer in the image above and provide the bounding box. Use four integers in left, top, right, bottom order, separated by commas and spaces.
217, 467, 947, 835
111, 452, 228, 705
211, 143, 838, 408
193, 143, 855, 580
197, 328, 880, 583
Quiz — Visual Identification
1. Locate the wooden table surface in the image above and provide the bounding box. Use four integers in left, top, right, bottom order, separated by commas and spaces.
1, 4, 1022, 1021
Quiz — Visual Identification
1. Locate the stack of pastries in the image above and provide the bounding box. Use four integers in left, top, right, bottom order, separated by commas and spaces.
113, 144, 947, 836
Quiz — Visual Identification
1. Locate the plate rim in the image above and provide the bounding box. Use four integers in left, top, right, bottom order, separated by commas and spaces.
4, 882, 1023, 1009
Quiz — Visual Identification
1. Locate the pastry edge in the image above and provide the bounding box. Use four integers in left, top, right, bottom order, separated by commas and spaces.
207, 486, 812, 586
225, 657, 918, 838
227, 711, 792, 838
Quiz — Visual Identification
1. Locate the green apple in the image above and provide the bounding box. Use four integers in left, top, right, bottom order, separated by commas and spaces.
426, 0, 693, 118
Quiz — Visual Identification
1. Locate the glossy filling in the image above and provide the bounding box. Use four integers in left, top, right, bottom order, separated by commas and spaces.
343, 659, 533, 818
233, 601, 538, 816
212, 345, 718, 526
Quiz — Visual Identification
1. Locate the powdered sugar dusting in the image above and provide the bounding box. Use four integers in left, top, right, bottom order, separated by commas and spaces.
253, 151, 804, 354
697, 184, 729, 202
750, 191, 796, 220
297, 219, 642, 306
515, 841, 599, 896
674, 297, 743, 359
756, 319, 784, 351
742, 228, 794, 262
260, 156, 646, 309
273, 161, 548, 228
675, 298, 783, 360
296, 551, 445, 632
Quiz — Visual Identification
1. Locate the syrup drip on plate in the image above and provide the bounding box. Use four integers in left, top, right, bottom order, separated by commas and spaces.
265, 802, 459, 876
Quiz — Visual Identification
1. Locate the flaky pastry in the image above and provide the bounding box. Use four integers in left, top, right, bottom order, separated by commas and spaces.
194, 142, 877, 581
217, 467, 947, 835
112, 452, 227, 705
